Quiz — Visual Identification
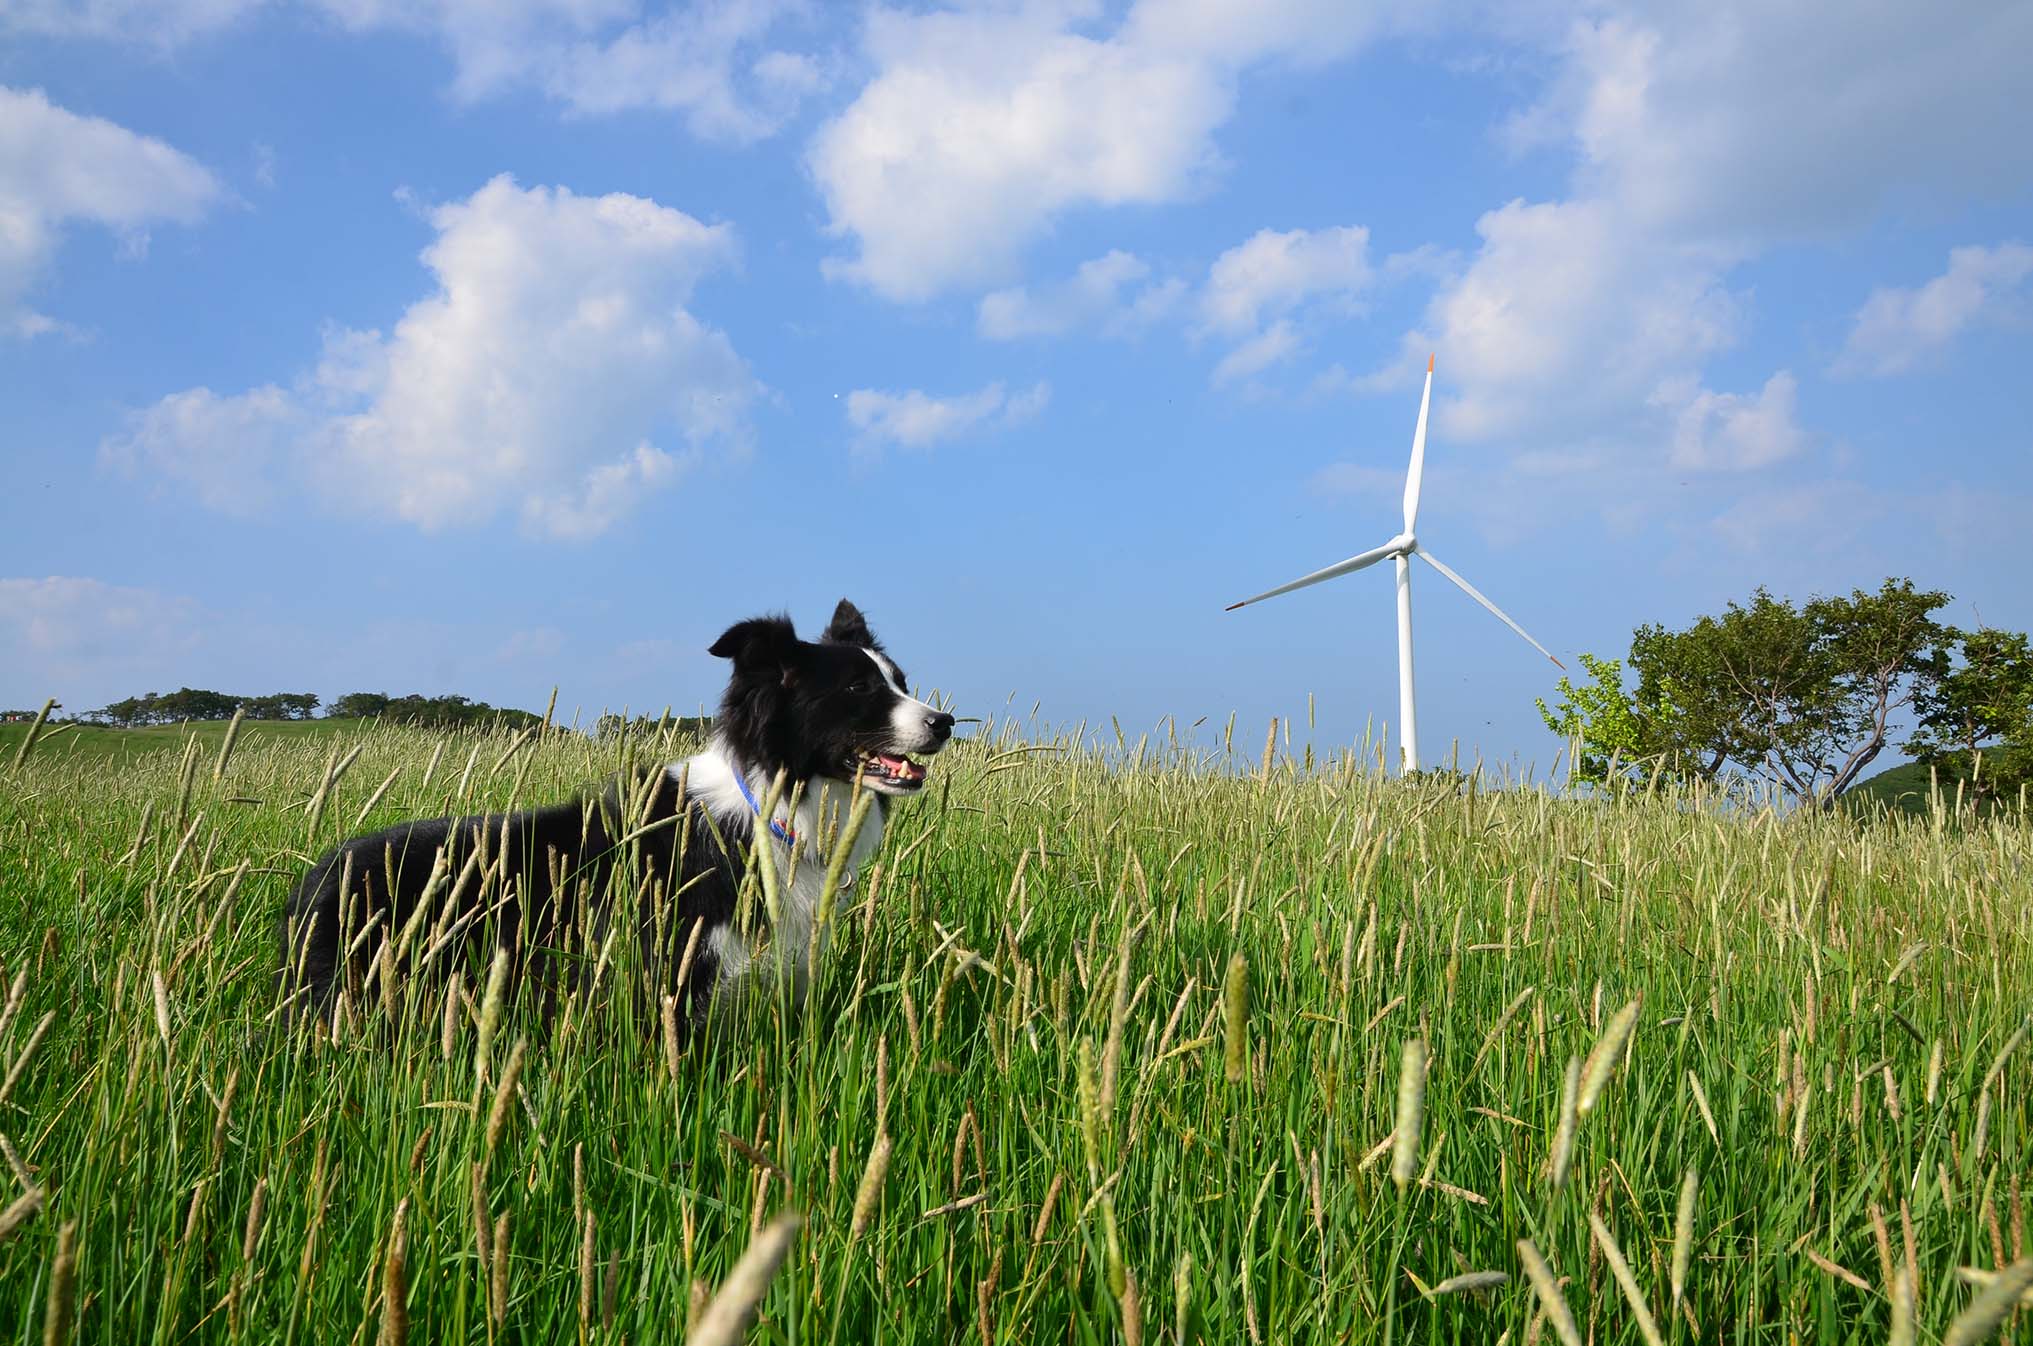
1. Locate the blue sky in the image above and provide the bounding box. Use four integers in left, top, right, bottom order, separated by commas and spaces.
4, 0, 2030, 772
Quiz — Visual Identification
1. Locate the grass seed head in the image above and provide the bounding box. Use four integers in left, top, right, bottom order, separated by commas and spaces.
1391, 1037, 1427, 1194
1550, 1054, 1581, 1190
687, 1212, 804, 1346
377, 1199, 410, 1346
850, 1133, 893, 1244
1943, 1256, 2033, 1346
1578, 997, 1639, 1117
43, 1218, 79, 1346
1672, 1167, 1698, 1307
1222, 953, 1249, 1085
1517, 1238, 1581, 1346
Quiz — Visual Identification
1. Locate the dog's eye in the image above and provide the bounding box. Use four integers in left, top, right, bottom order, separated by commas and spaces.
846, 679, 874, 696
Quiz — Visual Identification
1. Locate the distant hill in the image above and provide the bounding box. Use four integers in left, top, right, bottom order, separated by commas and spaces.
1843, 759, 2025, 820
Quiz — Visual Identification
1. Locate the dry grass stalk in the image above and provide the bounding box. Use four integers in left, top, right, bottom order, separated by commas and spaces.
1078, 1041, 1106, 1181
484, 1036, 528, 1157
1391, 1038, 1427, 1194
1120, 1267, 1142, 1346
212, 706, 245, 782
1672, 1168, 1697, 1308
1471, 987, 1535, 1075
579, 1210, 596, 1337
490, 1210, 510, 1328
1590, 1213, 1664, 1345
242, 1177, 267, 1261
378, 1198, 410, 1346
152, 969, 172, 1052
850, 1133, 893, 1243
0, 1185, 44, 1242
1518, 1238, 1581, 1346
42, 1218, 78, 1346
1982, 1020, 2027, 1094
1943, 1256, 2033, 1346
441, 974, 462, 1061
470, 1162, 492, 1274
1803, 1247, 1870, 1292
1888, 1266, 1915, 1346
1428, 1270, 1508, 1296
8, 699, 55, 772
475, 947, 509, 1084
1550, 1054, 1581, 1190
686, 1211, 803, 1346
1099, 921, 1135, 1112
1578, 998, 1639, 1117
1686, 1071, 1718, 1143
0, 1010, 57, 1105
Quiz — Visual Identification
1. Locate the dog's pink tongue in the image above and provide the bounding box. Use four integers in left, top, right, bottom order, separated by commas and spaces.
877, 753, 925, 781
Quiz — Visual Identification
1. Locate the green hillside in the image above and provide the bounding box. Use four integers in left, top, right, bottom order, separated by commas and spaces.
0, 717, 373, 766
1842, 758, 2026, 819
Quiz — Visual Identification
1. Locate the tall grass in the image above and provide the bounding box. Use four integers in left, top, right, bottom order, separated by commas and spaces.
0, 710, 2029, 1342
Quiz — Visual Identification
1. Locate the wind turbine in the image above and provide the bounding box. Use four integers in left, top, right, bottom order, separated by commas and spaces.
1225, 356, 1563, 774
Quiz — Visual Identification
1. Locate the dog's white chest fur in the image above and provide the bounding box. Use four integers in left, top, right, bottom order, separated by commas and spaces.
673, 744, 887, 987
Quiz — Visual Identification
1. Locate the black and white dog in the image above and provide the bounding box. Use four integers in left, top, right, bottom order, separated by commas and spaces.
279, 599, 953, 1029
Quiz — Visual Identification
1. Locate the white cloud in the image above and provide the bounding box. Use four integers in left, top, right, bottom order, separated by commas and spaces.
1835, 242, 2033, 377
846, 379, 1049, 451
11, 1, 823, 142
314, 0, 823, 143
810, 0, 1393, 302
1662, 371, 1806, 472
978, 250, 1183, 340
100, 384, 300, 511
1396, 2, 2033, 449
1210, 320, 1300, 386
105, 175, 756, 538
0, 576, 203, 666
1707, 480, 1886, 557
0, 86, 219, 337
1415, 197, 1738, 442
0, 0, 264, 45
1201, 225, 1371, 335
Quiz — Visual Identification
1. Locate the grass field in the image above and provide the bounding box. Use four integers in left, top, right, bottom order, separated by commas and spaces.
0, 718, 373, 765
1, 714, 2029, 1343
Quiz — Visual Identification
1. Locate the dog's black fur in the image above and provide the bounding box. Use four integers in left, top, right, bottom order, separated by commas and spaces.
278, 599, 952, 1029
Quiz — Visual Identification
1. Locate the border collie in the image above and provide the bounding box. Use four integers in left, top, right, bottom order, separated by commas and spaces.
278, 599, 953, 1031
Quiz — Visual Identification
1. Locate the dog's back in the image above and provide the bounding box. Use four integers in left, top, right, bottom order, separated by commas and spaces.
279, 765, 742, 1027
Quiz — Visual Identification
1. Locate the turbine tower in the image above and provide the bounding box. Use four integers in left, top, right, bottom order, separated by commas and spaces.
1225, 356, 1564, 774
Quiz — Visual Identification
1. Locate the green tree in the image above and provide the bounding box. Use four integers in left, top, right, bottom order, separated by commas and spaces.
1909, 627, 2033, 805
1620, 578, 1952, 807
1537, 653, 1651, 787
328, 692, 393, 720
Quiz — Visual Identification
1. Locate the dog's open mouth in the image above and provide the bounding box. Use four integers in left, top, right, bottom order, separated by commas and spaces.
853, 750, 928, 791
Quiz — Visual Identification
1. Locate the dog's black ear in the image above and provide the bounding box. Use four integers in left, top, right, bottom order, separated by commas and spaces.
821, 598, 880, 649
709, 615, 799, 670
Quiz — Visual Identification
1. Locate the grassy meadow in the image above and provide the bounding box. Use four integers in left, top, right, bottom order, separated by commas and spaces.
0, 712, 2029, 1343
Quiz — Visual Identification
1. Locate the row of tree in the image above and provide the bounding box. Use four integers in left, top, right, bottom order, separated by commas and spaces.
91, 689, 319, 725
1538, 578, 2032, 808
85, 688, 540, 731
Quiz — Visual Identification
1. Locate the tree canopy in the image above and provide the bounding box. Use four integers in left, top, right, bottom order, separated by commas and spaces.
1538, 578, 2026, 809
85, 688, 538, 731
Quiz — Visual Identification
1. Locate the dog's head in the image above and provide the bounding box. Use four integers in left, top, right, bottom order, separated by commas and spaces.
708, 599, 955, 797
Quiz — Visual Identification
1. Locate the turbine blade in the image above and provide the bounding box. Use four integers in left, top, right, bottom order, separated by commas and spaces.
1412, 546, 1565, 669
1225, 539, 1400, 611
1403, 353, 1433, 534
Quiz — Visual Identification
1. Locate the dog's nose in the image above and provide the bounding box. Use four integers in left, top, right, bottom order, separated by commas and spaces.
927, 711, 954, 742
